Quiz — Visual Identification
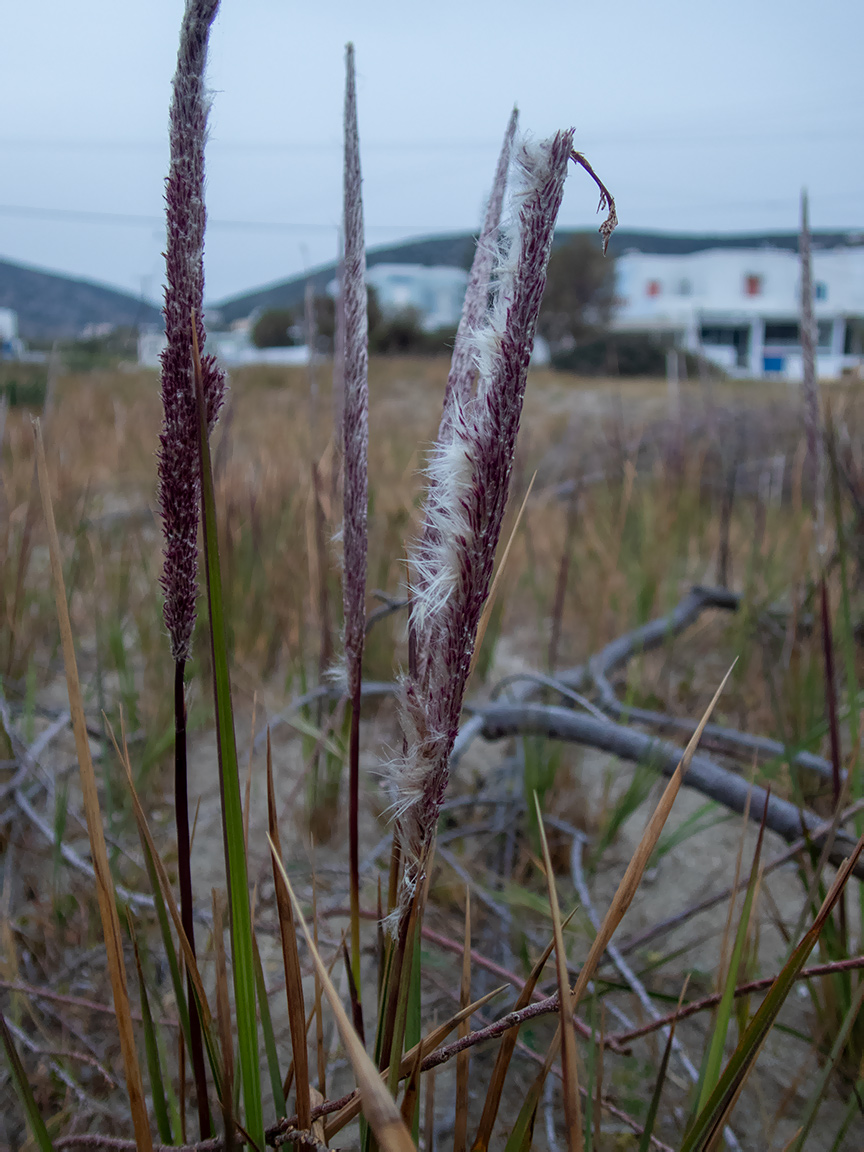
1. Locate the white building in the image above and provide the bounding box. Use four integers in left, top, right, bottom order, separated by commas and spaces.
612, 245, 864, 380
137, 322, 310, 368
0, 307, 24, 360
365, 263, 468, 331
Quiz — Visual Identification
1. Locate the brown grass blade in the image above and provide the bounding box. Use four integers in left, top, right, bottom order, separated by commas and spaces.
312, 872, 327, 1097
400, 1030, 425, 1130
522, 664, 736, 1123
267, 730, 311, 1129
535, 795, 582, 1151
32, 418, 152, 1152
453, 891, 472, 1152
269, 835, 417, 1152
570, 662, 735, 1012
282, 930, 343, 1103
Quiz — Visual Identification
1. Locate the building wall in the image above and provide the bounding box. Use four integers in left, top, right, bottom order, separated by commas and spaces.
365, 263, 469, 332
612, 247, 864, 380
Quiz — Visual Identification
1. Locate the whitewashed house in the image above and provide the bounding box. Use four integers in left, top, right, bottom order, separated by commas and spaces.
138, 318, 310, 368
612, 244, 864, 380
365, 264, 468, 331
0, 307, 24, 360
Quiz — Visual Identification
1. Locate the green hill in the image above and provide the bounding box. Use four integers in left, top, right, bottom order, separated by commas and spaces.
0, 258, 161, 342
213, 228, 864, 325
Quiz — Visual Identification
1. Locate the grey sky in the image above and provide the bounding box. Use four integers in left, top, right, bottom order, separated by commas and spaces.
1, 0, 861, 304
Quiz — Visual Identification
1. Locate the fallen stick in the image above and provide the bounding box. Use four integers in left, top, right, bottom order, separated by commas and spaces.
475, 702, 864, 879
588, 584, 836, 784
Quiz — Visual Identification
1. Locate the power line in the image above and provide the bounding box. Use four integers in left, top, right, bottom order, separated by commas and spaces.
0, 203, 427, 233
0, 123, 860, 153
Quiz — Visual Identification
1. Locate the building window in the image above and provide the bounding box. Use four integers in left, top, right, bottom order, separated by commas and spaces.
646, 280, 661, 297
764, 322, 799, 347
815, 282, 828, 301
744, 274, 763, 296
700, 325, 749, 368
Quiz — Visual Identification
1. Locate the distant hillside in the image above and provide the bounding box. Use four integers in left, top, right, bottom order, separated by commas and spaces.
0, 258, 161, 342
214, 228, 864, 324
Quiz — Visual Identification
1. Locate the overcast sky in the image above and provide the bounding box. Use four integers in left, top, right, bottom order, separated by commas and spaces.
1, 0, 861, 305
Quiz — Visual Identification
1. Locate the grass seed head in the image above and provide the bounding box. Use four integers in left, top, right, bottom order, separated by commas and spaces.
157, 0, 226, 662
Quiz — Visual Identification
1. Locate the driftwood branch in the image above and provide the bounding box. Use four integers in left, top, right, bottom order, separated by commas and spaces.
588, 584, 836, 784
456, 584, 835, 794
475, 702, 864, 879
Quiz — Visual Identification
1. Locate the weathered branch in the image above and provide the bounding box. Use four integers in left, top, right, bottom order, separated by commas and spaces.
453, 583, 737, 765
588, 584, 836, 784
609, 954, 864, 1046
475, 702, 864, 878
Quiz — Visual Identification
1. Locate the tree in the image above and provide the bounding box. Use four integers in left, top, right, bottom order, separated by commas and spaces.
537, 233, 616, 353
251, 308, 297, 348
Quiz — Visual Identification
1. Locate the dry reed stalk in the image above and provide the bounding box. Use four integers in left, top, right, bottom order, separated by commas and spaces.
340, 41, 370, 988
391, 130, 577, 914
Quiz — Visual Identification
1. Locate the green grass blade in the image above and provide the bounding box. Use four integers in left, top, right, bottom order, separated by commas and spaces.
130, 922, 174, 1144
789, 974, 864, 1150
637, 1013, 676, 1152
252, 929, 286, 1120
681, 836, 864, 1152
828, 1084, 864, 1152
0, 1010, 55, 1152
406, 923, 422, 1143
193, 326, 263, 1148
696, 804, 767, 1112
502, 1072, 542, 1152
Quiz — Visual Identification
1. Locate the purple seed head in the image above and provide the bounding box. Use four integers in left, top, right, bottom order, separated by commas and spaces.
341, 42, 369, 697
157, 0, 225, 663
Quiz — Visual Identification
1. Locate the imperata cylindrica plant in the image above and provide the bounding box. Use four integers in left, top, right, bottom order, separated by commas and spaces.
155, 0, 224, 1137
392, 129, 579, 912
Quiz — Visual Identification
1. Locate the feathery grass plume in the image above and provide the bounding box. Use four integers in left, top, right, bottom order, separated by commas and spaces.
342, 42, 369, 984
439, 106, 518, 433
156, 0, 224, 1138
410, 109, 518, 653
392, 129, 577, 910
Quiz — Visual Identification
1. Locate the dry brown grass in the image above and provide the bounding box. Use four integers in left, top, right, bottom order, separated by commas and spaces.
4, 361, 864, 1149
